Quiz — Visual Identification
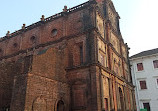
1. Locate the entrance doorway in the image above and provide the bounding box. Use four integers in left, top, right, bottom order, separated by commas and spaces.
104, 98, 108, 111
143, 102, 150, 111
57, 100, 64, 111
119, 87, 125, 111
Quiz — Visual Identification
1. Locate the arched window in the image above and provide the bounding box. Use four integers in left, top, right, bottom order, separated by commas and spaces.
13, 43, 18, 48
119, 87, 125, 111
57, 100, 64, 111
51, 29, 58, 37
30, 36, 36, 44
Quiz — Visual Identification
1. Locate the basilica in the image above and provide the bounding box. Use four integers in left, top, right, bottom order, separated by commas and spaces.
0, 0, 136, 111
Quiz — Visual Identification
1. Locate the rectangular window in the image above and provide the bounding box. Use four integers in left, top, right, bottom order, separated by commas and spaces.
137, 63, 144, 71
100, 54, 105, 66
140, 80, 147, 89
143, 102, 150, 111
156, 78, 158, 88
114, 66, 118, 74
153, 60, 158, 68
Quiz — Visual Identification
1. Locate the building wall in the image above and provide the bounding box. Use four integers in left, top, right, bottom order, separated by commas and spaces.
131, 54, 158, 111
0, 0, 136, 111
95, 1, 136, 110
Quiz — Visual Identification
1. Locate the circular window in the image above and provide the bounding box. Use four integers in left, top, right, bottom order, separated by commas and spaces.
30, 36, 36, 43
30, 36, 36, 41
51, 29, 58, 37
13, 43, 18, 48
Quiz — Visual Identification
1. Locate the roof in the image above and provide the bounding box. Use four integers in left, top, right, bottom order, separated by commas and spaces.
130, 48, 158, 59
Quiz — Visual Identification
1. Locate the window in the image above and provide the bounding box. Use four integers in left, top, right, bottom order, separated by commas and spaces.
57, 100, 64, 111
119, 87, 125, 111
114, 66, 118, 74
153, 60, 158, 68
100, 54, 105, 66
156, 78, 158, 88
30, 36, 36, 44
139, 80, 147, 89
51, 29, 58, 37
137, 63, 144, 71
13, 43, 18, 48
143, 102, 150, 111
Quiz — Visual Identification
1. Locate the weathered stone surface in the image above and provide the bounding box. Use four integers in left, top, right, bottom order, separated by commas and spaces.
0, 0, 136, 111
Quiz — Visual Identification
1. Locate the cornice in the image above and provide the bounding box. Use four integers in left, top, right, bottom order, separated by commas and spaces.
65, 61, 128, 84
130, 53, 158, 61
96, 62, 134, 87
0, 1, 95, 42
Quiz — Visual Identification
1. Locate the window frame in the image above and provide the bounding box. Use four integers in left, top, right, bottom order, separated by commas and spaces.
137, 63, 144, 71
51, 28, 58, 37
143, 102, 151, 111
100, 53, 105, 66
98, 49, 106, 67
139, 80, 147, 90
156, 78, 158, 88
153, 60, 158, 69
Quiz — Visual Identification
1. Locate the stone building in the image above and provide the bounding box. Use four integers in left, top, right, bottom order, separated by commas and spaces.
0, 0, 136, 111
130, 48, 158, 111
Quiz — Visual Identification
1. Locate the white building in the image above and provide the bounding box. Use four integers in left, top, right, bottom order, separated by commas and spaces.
130, 48, 158, 111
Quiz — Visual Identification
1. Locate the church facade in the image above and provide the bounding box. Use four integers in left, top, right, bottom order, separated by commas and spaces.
0, 0, 136, 111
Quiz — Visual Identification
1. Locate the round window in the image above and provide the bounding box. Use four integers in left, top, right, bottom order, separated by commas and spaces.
30, 36, 36, 43
13, 43, 18, 48
51, 29, 57, 37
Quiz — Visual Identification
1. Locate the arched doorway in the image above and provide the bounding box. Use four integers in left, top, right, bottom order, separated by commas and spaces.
119, 87, 125, 111
57, 100, 64, 111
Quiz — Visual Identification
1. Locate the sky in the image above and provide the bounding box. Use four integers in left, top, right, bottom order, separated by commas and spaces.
0, 0, 158, 56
